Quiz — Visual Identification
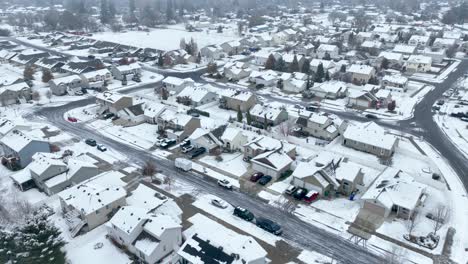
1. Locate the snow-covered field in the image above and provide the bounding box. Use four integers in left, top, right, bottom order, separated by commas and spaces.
91, 24, 240, 51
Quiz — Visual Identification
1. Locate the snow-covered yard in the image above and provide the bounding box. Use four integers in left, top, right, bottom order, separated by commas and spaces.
199, 152, 248, 178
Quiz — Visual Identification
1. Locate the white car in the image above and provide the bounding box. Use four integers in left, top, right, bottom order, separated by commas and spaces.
211, 198, 228, 209
181, 145, 194, 153
217, 179, 233, 190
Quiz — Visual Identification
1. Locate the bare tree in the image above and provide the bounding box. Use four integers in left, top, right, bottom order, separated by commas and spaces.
275, 197, 296, 215
46, 90, 53, 102
142, 160, 157, 182
279, 120, 293, 138
31, 91, 41, 101
405, 214, 419, 235
163, 174, 174, 190
433, 205, 450, 234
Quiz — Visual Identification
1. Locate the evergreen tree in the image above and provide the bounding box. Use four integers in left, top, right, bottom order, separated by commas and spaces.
237, 106, 243, 122
325, 71, 330, 81
301, 58, 310, 74
180, 38, 186, 50
246, 110, 252, 125
263, 113, 269, 130
108, 0, 116, 20
129, 0, 136, 13
264, 54, 276, 70
41, 69, 54, 83
381, 57, 389, 69
158, 53, 164, 66
289, 54, 299, 72
166, 0, 174, 22
100, 0, 109, 24
306, 75, 312, 89
24, 65, 35, 80
315, 63, 324, 82
196, 52, 202, 63
275, 57, 286, 72
340, 64, 346, 73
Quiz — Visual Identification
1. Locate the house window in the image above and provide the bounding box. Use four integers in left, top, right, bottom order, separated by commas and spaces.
96, 209, 100, 215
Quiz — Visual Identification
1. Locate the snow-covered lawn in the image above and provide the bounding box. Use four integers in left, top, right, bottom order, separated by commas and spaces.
69, 141, 127, 164
192, 194, 282, 246
434, 101, 468, 159
199, 152, 249, 178
191, 162, 240, 188
91, 24, 240, 51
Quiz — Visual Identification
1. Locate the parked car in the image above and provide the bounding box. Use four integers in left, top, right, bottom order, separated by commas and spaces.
161, 139, 176, 149
97, 144, 107, 152
432, 105, 441, 111
180, 139, 191, 147
85, 139, 97, 146
437, 99, 445, 106
293, 104, 304, 110
75, 90, 83, 96
217, 179, 233, 190
304, 191, 319, 203
190, 147, 206, 159
293, 188, 308, 200
255, 217, 282, 235
306, 105, 319, 112
365, 114, 378, 119
174, 158, 192, 171
103, 113, 115, 119
211, 198, 228, 209
258, 175, 273, 186
67, 117, 78, 122
461, 117, 468, 122
233, 207, 254, 221
181, 145, 194, 153
284, 185, 298, 195
250, 172, 264, 182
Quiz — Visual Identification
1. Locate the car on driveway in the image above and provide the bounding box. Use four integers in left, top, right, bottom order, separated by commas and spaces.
67, 117, 78, 122
181, 145, 194, 153
97, 144, 107, 152
250, 172, 264, 182
161, 139, 177, 149
285, 185, 298, 195
190, 147, 206, 159
217, 179, 233, 190
365, 114, 378, 119
258, 175, 272, 186
304, 191, 319, 203
85, 139, 97, 146
180, 139, 191, 147
211, 198, 228, 209
293, 188, 308, 200
233, 207, 254, 221
255, 217, 282, 235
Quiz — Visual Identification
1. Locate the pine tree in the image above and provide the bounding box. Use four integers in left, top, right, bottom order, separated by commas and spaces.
158, 53, 164, 66
129, 0, 136, 13
315, 63, 324, 82
100, 0, 109, 24
180, 38, 186, 50
263, 113, 269, 130
196, 51, 202, 63
325, 71, 330, 81
265, 54, 276, 70
306, 75, 312, 89
381, 58, 389, 69
108, 0, 116, 20
41, 69, 54, 83
237, 106, 243, 122
166, 0, 174, 22
340, 64, 346, 73
24, 65, 35, 80
246, 110, 252, 125
275, 57, 286, 72
289, 54, 299, 73
301, 58, 310, 74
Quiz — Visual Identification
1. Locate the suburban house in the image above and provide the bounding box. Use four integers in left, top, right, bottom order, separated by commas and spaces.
292, 153, 364, 197
243, 136, 296, 160
220, 40, 242, 55
162, 76, 195, 94
342, 122, 398, 158
10, 49, 49, 65
421, 48, 446, 64
348, 64, 376, 84
95, 91, 134, 116
188, 128, 223, 152
80, 68, 113, 89
282, 54, 305, 69
375, 89, 393, 106
107, 206, 182, 264
360, 167, 426, 219
249, 104, 288, 127
281, 72, 308, 93
49, 75, 83, 96
111, 63, 142, 81
157, 109, 201, 141
317, 44, 339, 59
177, 214, 268, 264
218, 89, 256, 112
0, 130, 50, 169
405, 55, 432, 73
251, 149, 293, 179
310, 59, 335, 74
34, 57, 66, 73
253, 51, 280, 66
296, 113, 347, 141
408, 35, 430, 47
378, 52, 404, 65
143, 102, 167, 124
57, 171, 127, 236
176, 85, 218, 107
311, 81, 348, 99
381, 74, 408, 92
0, 82, 32, 106
200, 45, 223, 60
249, 70, 278, 87
347, 89, 378, 109
392, 44, 417, 55
61, 59, 104, 75
22, 153, 99, 195
224, 62, 252, 81
220, 127, 248, 152
433, 38, 456, 49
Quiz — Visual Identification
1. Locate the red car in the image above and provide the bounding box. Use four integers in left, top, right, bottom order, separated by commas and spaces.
67, 117, 78, 122
250, 172, 264, 182
303, 191, 319, 203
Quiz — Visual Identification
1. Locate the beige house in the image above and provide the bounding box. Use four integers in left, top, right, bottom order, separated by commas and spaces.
0, 82, 32, 106
219, 89, 256, 112
295, 113, 347, 141
406, 55, 432, 73
348, 64, 376, 84
95, 91, 134, 115
157, 109, 201, 141
343, 122, 398, 158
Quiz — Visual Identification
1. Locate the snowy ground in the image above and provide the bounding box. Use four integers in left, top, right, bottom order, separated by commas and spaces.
91, 23, 241, 51
434, 100, 468, 159
199, 152, 248, 178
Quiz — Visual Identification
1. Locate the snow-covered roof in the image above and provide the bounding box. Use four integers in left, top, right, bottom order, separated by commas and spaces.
28, 152, 66, 176
361, 40, 382, 49
177, 86, 215, 103
49, 74, 81, 85
95, 91, 132, 104
361, 167, 426, 211
312, 81, 348, 94
408, 35, 429, 43
393, 44, 416, 54
221, 127, 242, 142
335, 162, 361, 182
382, 74, 408, 85
250, 104, 285, 121
407, 55, 432, 64
244, 136, 295, 153
318, 44, 338, 52
310, 59, 335, 68
58, 171, 127, 215
348, 64, 375, 75
127, 184, 167, 211
0, 118, 17, 136
308, 113, 330, 125
218, 89, 254, 102
158, 109, 193, 127
252, 149, 292, 171
114, 63, 141, 72
143, 101, 167, 119
179, 214, 267, 264
378, 51, 403, 61
162, 76, 194, 86
343, 122, 397, 151
0, 129, 41, 152
81, 68, 111, 79
0, 82, 29, 93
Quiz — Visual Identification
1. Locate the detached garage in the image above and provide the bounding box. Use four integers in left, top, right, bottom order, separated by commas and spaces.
251, 150, 292, 179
